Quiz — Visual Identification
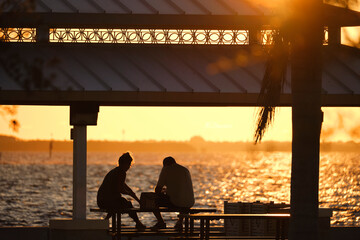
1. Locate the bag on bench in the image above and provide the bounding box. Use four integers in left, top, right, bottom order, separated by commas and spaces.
140, 192, 159, 209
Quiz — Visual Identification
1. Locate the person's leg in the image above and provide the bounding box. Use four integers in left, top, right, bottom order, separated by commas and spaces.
119, 197, 146, 229
153, 210, 165, 224
152, 193, 168, 223
174, 208, 190, 231
151, 210, 166, 230
151, 193, 168, 230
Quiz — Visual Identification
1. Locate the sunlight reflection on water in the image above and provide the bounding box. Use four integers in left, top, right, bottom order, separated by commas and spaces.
0, 151, 359, 227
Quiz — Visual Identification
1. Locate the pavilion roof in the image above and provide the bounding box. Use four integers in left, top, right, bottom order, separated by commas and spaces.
1, 44, 359, 107
1, 1, 359, 107
1, 1, 359, 27
1, 0, 272, 15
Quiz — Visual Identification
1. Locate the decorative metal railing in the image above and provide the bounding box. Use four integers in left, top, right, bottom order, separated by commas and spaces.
0, 27, 330, 45
323, 27, 329, 45
261, 29, 329, 45
49, 28, 249, 45
261, 29, 277, 45
0, 28, 36, 42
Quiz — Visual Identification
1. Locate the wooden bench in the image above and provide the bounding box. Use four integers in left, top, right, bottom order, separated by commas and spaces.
170, 237, 284, 240
90, 207, 217, 240
179, 213, 290, 240
170, 236, 285, 240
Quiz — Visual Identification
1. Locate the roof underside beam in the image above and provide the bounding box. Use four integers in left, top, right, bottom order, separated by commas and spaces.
0, 13, 274, 29
1, 4, 359, 28
0, 91, 359, 107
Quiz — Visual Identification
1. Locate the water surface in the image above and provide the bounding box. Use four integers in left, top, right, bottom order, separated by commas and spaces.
0, 151, 359, 227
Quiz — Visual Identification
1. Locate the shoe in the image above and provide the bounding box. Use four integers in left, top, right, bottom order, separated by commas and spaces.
174, 222, 183, 232
150, 222, 166, 231
136, 223, 146, 231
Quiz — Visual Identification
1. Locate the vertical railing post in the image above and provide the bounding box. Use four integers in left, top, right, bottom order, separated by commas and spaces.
249, 27, 261, 45
36, 25, 49, 43
328, 25, 341, 46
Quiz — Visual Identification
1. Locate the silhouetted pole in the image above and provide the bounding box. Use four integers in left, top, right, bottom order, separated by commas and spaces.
49, 137, 53, 159
289, 1, 323, 240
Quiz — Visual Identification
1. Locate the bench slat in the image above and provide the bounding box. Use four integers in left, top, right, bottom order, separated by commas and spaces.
183, 213, 290, 219
169, 237, 283, 240
90, 207, 217, 214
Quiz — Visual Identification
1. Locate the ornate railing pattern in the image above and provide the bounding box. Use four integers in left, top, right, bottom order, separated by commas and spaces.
49, 28, 249, 45
0, 28, 329, 45
323, 27, 329, 45
0, 28, 36, 42
261, 29, 277, 45
261, 29, 329, 45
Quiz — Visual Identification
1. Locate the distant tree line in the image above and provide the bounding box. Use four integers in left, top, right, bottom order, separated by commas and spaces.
0, 135, 359, 152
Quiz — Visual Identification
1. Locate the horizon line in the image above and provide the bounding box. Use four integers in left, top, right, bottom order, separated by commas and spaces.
1, 134, 359, 144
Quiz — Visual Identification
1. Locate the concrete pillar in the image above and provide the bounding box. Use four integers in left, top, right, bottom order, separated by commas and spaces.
49, 105, 104, 234
71, 125, 87, 219
69, 103, 99, 220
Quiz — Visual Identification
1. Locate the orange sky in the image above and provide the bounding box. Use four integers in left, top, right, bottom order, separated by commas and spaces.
0, 2, 358, 143
0, 106, 359, 143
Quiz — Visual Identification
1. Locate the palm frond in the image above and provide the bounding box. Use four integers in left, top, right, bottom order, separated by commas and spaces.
254, 32, 289, 143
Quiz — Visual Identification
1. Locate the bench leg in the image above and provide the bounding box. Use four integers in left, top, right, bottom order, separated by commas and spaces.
117, 212, 121, 240
205, 219, 210, 240
112, 214, 116, 240
276, 219, 280, 240
200, 219, 204, 240
281, 219, 286, 240
190, 218, 194, 234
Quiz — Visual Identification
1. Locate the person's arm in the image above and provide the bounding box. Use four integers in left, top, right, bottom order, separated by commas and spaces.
118, 171, 127, 194
154, 168, 166, 194
123, 183, 140, 203
154, 185, 163, 194
118, 172, 140, 203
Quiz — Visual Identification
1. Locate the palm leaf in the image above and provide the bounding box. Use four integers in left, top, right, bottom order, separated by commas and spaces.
254, 31, 289, 143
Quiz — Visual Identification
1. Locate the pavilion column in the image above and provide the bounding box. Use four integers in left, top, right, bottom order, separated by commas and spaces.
71, 125, 87, 219
289, 1, 323, 240
70, 103, 99, 220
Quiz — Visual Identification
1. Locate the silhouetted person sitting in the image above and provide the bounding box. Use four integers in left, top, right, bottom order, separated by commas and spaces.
97, 152, 146, 230
151, 156, 195, 231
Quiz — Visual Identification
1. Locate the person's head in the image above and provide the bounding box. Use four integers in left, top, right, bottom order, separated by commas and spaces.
163, 156, 176, 167
118, 152, 133, 171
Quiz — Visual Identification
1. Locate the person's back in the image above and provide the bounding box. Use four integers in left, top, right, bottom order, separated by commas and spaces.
152, 156, 195, 231
96, 152, 146, 230
97, 167, 122, 209
159, 163, 194, 208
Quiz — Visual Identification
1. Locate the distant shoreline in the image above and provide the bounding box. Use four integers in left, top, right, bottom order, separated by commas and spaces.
1, 134, 359, 152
